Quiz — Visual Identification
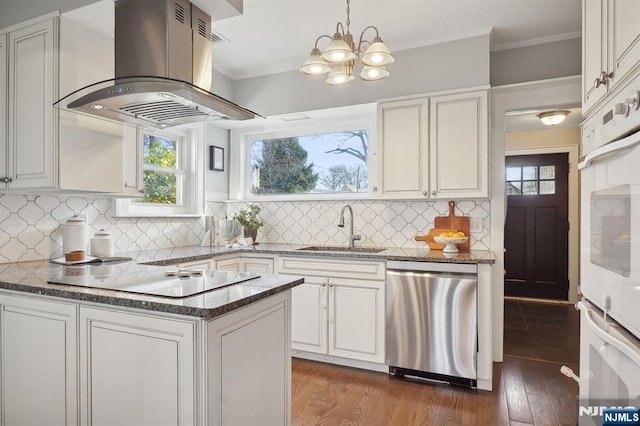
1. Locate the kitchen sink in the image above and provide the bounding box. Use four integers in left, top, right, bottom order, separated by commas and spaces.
297, 246, 386, 254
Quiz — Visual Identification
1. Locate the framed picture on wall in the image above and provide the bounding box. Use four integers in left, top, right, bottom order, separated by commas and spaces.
210, 146, 224, 171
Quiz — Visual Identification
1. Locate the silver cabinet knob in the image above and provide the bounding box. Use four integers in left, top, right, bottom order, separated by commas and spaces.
321, 282, 326, 287
422, 191, 427, 196
432, 190, 436, 195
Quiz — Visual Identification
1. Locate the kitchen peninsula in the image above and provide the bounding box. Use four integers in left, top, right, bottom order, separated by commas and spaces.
0, 256, 303, 426
0, 244, 494, 425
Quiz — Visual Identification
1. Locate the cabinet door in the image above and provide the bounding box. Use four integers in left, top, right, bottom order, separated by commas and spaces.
608, 0, 640, 89
123, 125, 144, 194
0, 294, 78, 426
377, 98, 429, 199
8, 19, 57, 189
0, 34, 7, 188
291, 276, 328, 354
215, 256, 241, 272
583, 0, 608, 112
179, 258, 214, 270
79, 307, 196, 426
241, 256, 274, 274
429, 90, 488, 198
328, 278, 385, 363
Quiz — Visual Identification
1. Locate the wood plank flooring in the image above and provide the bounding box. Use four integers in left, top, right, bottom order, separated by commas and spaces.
292, 299, 580, 425
292, 356, 578, 426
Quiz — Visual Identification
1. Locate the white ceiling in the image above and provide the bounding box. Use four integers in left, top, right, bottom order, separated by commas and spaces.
210, 0, 582, 80
505, 107, 583, 133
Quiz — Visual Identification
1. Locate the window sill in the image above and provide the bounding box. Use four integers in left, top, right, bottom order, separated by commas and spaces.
231, 192, 377, 203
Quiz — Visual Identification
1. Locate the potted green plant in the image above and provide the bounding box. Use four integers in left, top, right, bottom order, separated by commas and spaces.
233, 204, 264, 244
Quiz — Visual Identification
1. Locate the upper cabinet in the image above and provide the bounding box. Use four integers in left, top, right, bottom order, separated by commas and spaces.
377, 89, 489, 200
583, 0, 640, 114
0, 12, 141, 194
4, 19, 57, 189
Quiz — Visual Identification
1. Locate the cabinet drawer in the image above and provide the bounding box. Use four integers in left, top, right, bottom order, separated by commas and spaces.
278, 257, 385, 280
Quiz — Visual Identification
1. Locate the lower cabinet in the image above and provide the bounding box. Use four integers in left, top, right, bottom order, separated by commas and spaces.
0, 294, 78, 426
280, 257, 386, 364
79, 307, 196, 426
0, 289, 292, 425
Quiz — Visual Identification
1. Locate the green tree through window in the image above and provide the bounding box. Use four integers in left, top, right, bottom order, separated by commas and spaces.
254, 137, 318, 194
142, 134, 179, 204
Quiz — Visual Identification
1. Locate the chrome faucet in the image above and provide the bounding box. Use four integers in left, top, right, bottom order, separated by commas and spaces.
337, 204, 361, 248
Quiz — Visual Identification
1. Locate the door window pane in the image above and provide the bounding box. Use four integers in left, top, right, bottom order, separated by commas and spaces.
522, 166, 537, 180
539, 165, 555, 179
506, 167, 521, 181
522, 181, 538, 195
507, 181, 522, 195
540, 180, 556, 195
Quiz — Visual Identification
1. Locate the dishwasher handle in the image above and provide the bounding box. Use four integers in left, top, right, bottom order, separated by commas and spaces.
387, 269, 477, 281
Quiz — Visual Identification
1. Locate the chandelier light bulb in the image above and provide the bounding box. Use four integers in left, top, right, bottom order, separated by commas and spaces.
326, 64, 355, 86
300, 48, 331, 75
360, 66, 389, 81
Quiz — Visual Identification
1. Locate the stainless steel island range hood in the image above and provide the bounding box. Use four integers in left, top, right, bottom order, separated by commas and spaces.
55, 0, 259, 128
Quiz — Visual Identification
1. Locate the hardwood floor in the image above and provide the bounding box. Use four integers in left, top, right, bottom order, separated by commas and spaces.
291, 356, 578, 426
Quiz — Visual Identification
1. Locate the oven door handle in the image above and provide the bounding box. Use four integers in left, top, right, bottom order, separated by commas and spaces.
578, 301, 640, 368
578, 129, 640, 170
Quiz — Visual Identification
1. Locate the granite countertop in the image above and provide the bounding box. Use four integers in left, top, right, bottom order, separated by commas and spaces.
0, 243, 493, 320
131, 243, 496, 266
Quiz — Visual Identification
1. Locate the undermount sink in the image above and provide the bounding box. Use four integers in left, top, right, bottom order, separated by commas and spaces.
297, 246, 386, 254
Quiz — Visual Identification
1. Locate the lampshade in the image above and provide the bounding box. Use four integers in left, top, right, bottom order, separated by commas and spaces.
300, 48, 331, 75
321, 33, 355, 63
359, 66, 389, 81
326, 65, 355, 86
361, 38, 395, 67
538, 110, 569, 126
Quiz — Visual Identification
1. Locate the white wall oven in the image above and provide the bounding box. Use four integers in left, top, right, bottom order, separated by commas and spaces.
578, 75, 640, 424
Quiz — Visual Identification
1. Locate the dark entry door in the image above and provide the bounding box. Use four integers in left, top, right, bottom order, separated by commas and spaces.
504, 153, 569, 300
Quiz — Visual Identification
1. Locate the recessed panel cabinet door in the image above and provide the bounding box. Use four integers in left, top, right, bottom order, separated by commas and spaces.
377, 98, 429, 199
328, 277, 385, 363
291, 276, 328, 354
79, 307, 196, 426
608, 0, 640, 89
8, 19, 57, 189
0, 294, 78, 426
583, 0, 608, 112
429, 90, 488, 199
0, 34, 7, 187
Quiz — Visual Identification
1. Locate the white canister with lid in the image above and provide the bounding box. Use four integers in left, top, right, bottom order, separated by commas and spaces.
90, 229, 114, 257
63, 215, 88, 254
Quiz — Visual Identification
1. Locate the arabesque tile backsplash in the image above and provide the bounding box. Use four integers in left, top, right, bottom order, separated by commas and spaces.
0, 193, 490, 264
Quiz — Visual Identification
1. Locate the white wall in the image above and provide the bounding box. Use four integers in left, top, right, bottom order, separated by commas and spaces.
233, 35, 491, 116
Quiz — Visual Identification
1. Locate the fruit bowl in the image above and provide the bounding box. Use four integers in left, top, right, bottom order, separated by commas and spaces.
433, 236, 469, 253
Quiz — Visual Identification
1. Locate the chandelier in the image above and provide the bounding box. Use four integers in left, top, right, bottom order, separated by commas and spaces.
299, 0, 395, 85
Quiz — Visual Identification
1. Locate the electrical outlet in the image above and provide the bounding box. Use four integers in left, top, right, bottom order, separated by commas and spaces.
470, 218, 483, 233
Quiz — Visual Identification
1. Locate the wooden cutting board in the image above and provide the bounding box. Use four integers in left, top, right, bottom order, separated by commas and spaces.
415, 228, 456, 250
434, 201, 471, 250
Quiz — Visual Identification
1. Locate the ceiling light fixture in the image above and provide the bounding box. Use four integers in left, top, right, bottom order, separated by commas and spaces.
538, 110, 570, 126
300, 0, 394, 86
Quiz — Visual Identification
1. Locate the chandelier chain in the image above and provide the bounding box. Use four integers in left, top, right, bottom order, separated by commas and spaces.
346, 0, 351, 33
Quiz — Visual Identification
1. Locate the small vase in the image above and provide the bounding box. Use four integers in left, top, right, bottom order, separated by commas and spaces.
244, 228, 258, 244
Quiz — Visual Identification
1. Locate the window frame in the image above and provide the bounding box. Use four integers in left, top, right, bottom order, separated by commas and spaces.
229, 111, 377, 201
114, 124, 205, 217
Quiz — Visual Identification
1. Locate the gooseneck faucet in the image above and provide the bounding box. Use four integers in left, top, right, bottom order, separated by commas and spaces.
337, 204, 361, 248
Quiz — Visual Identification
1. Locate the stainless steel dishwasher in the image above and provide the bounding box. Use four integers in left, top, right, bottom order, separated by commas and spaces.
385, 260, 477, 387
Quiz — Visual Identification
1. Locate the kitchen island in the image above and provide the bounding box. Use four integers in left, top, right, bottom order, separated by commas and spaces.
0, 259, 303, 426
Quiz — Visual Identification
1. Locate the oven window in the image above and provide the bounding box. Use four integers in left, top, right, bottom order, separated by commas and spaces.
590, 185, 631, 277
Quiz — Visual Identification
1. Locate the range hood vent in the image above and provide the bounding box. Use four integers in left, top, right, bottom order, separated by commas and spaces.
54, 0, 259, 128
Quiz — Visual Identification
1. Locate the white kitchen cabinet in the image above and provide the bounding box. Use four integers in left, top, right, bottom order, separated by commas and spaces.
0, 12, 138, 193
290, 276, 328, 353
0, 34, 7, 187
79, 307, 196, 426
123, 126, 144, 195
377, 98, 429, 199
0, 294, 78, 426
377, 89, 488, 199
4, 19, 57, 189
215, 256, 242, 272
583, 0, 640, 114
429, 90, 488, 199
280, 256, 386, 364
178, 258, 215, 270
241, 256, 275, 273
207, 290, 291, 426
